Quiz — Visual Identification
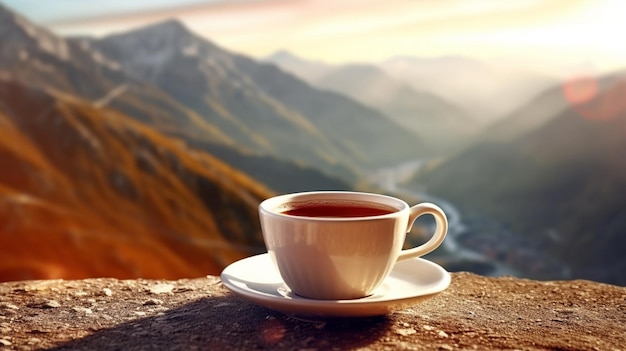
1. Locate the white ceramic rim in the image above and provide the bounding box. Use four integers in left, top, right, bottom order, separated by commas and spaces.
259, 191, 409, 222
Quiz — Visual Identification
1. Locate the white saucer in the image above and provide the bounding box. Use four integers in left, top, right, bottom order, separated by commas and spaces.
220, 253, 451, 318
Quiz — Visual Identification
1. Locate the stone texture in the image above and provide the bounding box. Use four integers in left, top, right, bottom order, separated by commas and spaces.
0, 273, 624, 350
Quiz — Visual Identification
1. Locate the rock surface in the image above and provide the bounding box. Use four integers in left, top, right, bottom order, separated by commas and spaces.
0, 273, 624, 350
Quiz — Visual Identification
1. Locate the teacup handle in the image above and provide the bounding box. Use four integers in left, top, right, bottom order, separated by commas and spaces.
397, 203, 448, 262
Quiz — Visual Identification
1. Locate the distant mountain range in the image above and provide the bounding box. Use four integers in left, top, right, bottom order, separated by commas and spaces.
268, 51, 558, 125
381, 56, 558, 123
267, 51, 477, 153
408, 73, 626, 285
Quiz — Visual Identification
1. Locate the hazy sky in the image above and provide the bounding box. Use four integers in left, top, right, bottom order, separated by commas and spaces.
2, 0, 625, 73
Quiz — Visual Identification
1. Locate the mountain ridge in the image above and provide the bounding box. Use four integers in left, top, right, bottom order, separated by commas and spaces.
0, 5, 353, 192
89, 25, 426, 176
266, 51, 477, 153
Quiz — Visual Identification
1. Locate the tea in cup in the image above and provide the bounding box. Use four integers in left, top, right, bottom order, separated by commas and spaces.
259, 191, 448, 300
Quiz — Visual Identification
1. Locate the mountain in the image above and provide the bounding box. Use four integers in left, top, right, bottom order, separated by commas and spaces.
0, 5, 237, 150
381, 56, 558, 123
0, 4, 351, 194
266, 51, 477, 153
407, 73, 626, 285
0, 76, 272, 281
87, 21, 426, 176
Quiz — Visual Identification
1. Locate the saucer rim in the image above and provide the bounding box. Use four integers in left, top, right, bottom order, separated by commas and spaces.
220, 253, 451, 317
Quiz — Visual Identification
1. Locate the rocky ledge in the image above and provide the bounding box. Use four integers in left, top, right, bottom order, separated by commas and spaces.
0, 272, 624, 350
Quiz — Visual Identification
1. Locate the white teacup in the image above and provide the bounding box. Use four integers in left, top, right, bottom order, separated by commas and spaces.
259, 191, 448, 300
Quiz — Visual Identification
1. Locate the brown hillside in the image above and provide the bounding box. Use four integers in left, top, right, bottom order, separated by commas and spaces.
0, 78, 272, 282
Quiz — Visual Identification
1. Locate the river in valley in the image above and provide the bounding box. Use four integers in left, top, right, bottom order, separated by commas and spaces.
367, 159, 519, 277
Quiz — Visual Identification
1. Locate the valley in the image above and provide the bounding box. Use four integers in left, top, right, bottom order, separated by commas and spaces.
369, 158, 567, 281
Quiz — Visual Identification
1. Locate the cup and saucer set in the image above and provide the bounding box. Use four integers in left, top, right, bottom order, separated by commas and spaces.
221, 191, 451, 318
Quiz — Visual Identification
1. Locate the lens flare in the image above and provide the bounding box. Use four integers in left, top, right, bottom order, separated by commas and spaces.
562, 76, 599, 106
563, 75, 626, 121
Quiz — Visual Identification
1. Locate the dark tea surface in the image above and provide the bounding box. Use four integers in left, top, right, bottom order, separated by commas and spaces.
281, 201, 397, 218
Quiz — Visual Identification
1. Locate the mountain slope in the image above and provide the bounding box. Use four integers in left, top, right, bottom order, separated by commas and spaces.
476, 84, 569, 143
408, 74, 626, 285
0, 3, 122, 99
0, 76, 273, 282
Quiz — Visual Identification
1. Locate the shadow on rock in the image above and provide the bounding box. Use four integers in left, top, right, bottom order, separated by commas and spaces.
48, 293, 392, 350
